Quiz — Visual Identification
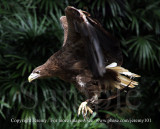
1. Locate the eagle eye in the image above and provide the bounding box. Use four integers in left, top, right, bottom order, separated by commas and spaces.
35, 71, 40, 74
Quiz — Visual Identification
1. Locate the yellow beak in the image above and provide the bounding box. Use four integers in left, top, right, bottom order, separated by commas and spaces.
28, 73, 40, 82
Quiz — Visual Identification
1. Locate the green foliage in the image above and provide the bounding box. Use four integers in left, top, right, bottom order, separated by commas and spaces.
0, 100, 11, 119
126, 35, 159, 69
0, 0, 160, 129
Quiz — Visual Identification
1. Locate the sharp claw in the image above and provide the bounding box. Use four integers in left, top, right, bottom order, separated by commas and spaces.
78, 101, 93, 117
87, 106, 93, 114
78, 107, 81, 116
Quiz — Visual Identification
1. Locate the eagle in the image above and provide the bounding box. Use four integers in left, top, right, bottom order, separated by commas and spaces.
28, 6, 140, 117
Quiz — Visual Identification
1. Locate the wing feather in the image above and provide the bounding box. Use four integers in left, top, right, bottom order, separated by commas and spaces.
60, 16, 68, 47
64, 6, 122, 77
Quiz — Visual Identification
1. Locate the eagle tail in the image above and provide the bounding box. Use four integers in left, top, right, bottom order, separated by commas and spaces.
106, 62, 140, 89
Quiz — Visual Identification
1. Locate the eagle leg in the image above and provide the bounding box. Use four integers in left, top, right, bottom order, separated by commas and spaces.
78, 100, 93, 118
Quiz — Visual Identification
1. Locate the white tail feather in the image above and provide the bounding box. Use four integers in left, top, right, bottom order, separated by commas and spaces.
106, 62, 117, 68
106, 63, 140, 89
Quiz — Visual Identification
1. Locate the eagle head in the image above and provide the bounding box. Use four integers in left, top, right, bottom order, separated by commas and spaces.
28, 65, 52, 82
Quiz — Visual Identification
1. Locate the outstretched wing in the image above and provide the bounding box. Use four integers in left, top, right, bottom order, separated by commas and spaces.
63, 6, 122, 77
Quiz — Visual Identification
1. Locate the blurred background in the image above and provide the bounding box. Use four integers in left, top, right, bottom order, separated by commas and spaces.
0, 0, 160, 129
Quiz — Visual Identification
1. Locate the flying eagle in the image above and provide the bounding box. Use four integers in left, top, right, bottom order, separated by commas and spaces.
28, 6, 140, 117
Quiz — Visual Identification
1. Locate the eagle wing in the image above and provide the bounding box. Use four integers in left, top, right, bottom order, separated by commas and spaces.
61, 6, 122, 77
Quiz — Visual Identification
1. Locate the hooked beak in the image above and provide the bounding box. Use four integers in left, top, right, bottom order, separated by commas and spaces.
28, 73, 40, 83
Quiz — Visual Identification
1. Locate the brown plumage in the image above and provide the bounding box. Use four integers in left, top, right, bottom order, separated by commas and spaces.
28, 6, 140, 117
